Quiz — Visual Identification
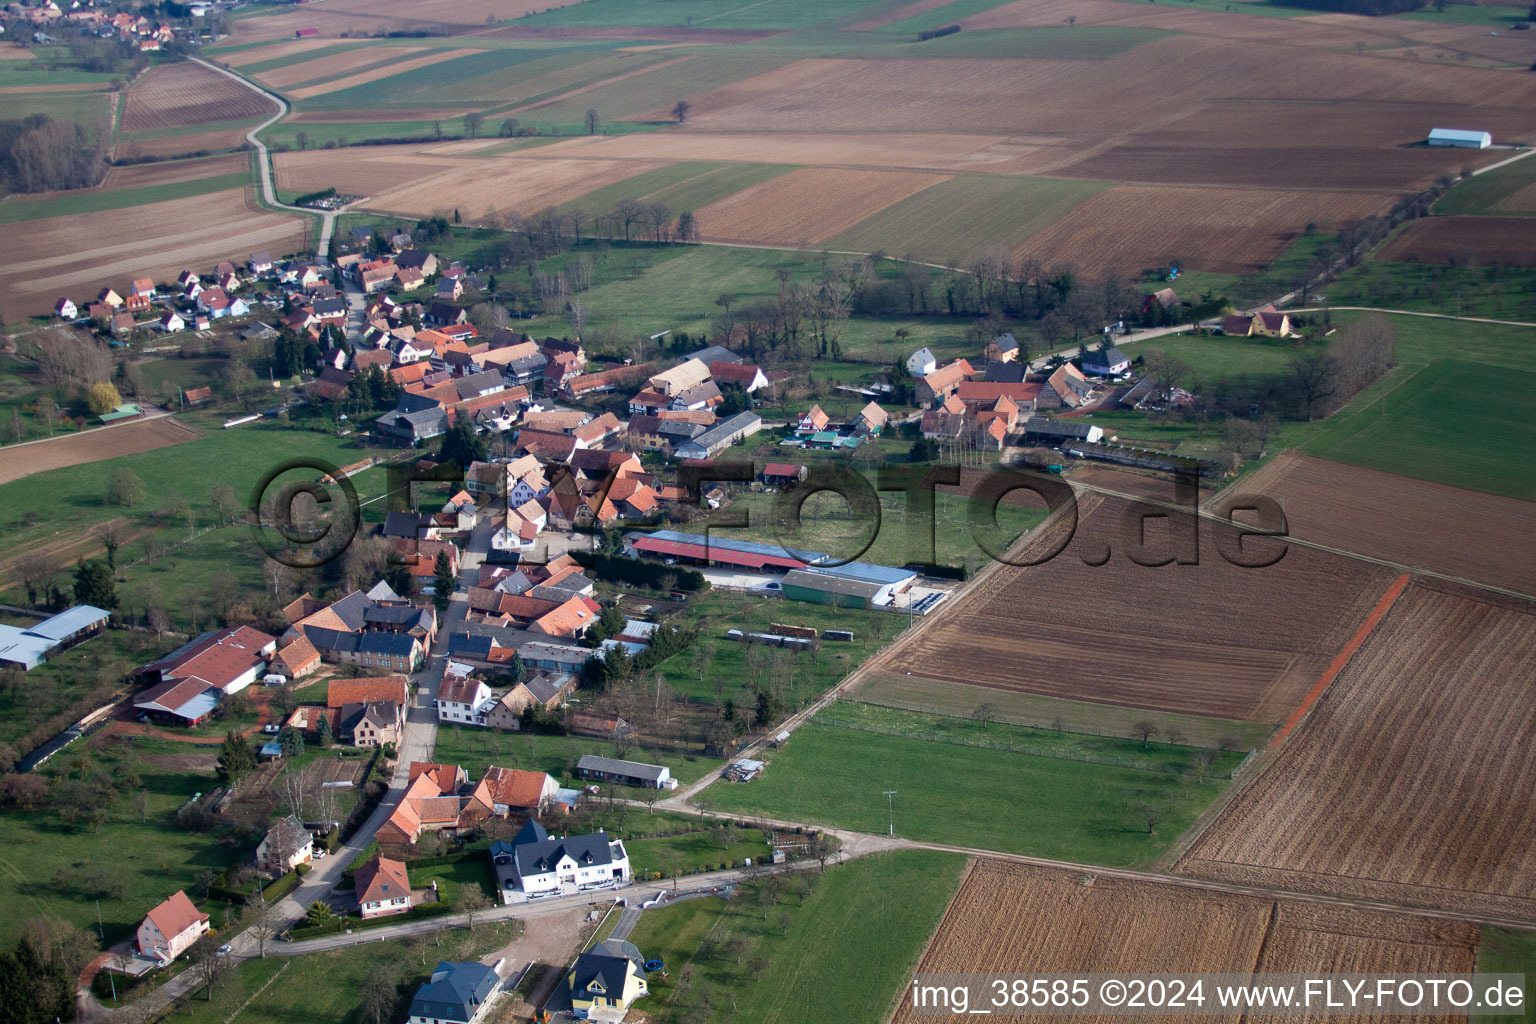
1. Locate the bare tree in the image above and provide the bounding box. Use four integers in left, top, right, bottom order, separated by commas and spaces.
244, 893, 281, 957
971, 703, 996, 730
210, 483, 242, 525
358, 965, 400, 1024
458, 885, 491, 931
671, 99, 692, 123
584, 107, 599, 135
464, 112, 485, 138
1132, 720, 1156, 749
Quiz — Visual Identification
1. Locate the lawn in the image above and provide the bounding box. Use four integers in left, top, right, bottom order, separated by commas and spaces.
150, 923, 514, 1023
649, 590, 905, 705
430, 726, 723, 788
825, 174, 1111, 265
629, 849, 965, 1024
409, 856, 497, 904
1303, 358, 1536, 500
1130, 331, 1324, 388
1434, 154, 1536, 216
625, 823, 770, 877
696, 720, 1232, 865
0, 733, 240, 949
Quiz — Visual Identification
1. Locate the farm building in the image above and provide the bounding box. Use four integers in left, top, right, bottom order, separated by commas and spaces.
1427, 128, 1491, 149
0, 605, 110, 670
670, 411, 762, 460
575, 754, 676, 789
1024, 417, 1105, 445
782, 563, 919, 610
624, 529, 822, 571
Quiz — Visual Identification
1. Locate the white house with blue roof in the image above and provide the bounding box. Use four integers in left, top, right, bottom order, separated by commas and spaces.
407, 960, 503, 1024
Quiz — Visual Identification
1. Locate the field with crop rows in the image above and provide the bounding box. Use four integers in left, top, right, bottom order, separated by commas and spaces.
695, 167, 949, 246
1379, 216, 1536, 265
1179, 582, 1536, 921
885, 493, 1394, 722
122, 61, 275, 132
893, 859, 1479, 1024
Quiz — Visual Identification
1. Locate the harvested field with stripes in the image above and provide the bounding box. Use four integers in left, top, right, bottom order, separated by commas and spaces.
1010, 185, 1392, 275
1379, 215, 1536, 266
1228, 452, 1536, 596
884, 493, 1393, 722
1178, 581, 1536, 922
122, 61, 275, 132
694, 167, 948, 246
251, 45, 430, 89
0, 416, 202, 486
365, 156, 669, 219
893, 860, 1479, 1024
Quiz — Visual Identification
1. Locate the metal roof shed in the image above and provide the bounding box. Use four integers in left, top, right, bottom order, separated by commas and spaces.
1427, 128, 1491, 149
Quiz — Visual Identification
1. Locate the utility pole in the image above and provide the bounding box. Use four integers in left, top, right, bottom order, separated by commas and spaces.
882, 790, 897, 837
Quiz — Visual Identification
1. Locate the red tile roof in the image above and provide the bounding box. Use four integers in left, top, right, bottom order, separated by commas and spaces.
143, 890, 208, 941
327, 676, 408, 708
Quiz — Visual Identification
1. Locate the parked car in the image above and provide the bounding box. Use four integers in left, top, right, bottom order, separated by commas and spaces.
215, 944, 232, 957
262, 723, 280, 734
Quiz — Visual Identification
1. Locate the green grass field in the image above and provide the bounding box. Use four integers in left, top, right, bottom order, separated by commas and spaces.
649, 590, 907, 705
295, 46, 571, 112
1132, 331, 1324, 387
1, 88, 111, 141
0, 733, 238, 948
1304, 358, 1536, 499
1331, 261, 1536, 320
1392, 1, 1529, 26
826, 175, 1110, 264
0, 420, 386, 567
628, 849, 966, 1024
855, 669, 1275, 750
871, 25, 1172, 58
1477, 927, 1536, 1024
430, 724, 723, 788
1434, 155, 1536, 216
0, 172, 250, 225
697, 718, 1232, 865
512, 51, 793, 126
626, 823, 770, 876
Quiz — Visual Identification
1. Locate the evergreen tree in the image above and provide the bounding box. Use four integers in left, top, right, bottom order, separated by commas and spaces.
279, 726, 304, 758
507, 651, 526, 683
384, 561, 414, 598
72, 559, 117, 610
315, 714, 331, 748
432, 550, 454, 613
436, 418, 487, 469
215, 731, 256, 786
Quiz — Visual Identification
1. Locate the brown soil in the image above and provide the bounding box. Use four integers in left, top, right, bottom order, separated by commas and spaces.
1178, 580, 1536, 921
0, 417, 201, 486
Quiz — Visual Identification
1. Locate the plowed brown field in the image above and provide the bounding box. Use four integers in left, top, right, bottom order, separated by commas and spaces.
694, 167, 948, 246
1178, 582, 1536, 922
529, 131, 1026, 171
0, 416, 201, 486
886, 493, 1393, 722
1228, 453, 1536, 596
0, 189, 307, 320
893, 860, 1478, 1024
222, 0, 584, 44
1011, 185, 1391, 275
273, 144, 477, 197
252, 45, 428, 89
101, 153, 248, 190
364, 156, 669, 219
1378, 215, 1536, 266
122, 62, 275, 131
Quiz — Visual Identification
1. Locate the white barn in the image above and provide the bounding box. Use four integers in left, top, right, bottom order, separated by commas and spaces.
1427, 128, 1491, 150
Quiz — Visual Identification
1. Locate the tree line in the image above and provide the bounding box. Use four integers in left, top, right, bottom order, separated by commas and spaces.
0, 115, 104, 195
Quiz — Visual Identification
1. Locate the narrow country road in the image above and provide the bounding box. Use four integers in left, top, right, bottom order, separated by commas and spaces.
187, 57, 344, 259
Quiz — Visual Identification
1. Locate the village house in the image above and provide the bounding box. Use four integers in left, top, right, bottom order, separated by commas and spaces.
355, 855, 412, 919
567, 945, 649, 1018
485, 672, 572, 729
437, 675, 494, 726
1082, 345, 1131, 378
255, 815, 314, 875
407, 960, 502, 1024
468, 766, 559, 818
917, 359, 975, 406
1222, 309, 1293, 338
905, 347, 937, 377
136, 891, 209, 966
1044, 363, 1094, 409
341, 699, 403, 747
501, 819, 631, 896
